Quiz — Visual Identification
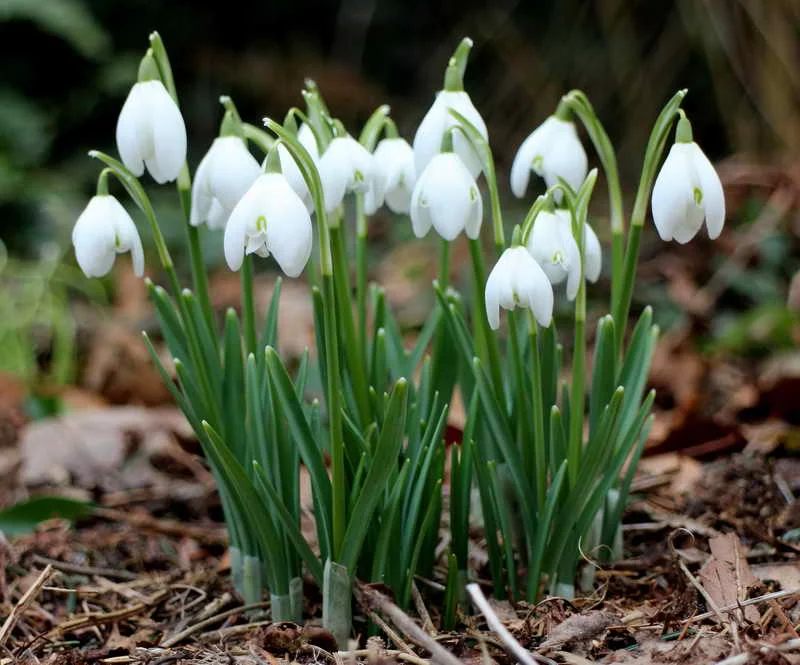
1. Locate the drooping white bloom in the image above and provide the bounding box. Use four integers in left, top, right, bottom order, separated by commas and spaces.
366, 137, 416, 214
72, 195, 144, 278
278, 124, 321, 212
410, 152, 482, 241
116, 80, 187, 184
413, 90, 487, 178
651, 142, 725, 243
526, 208, 602, 300
191, 136, 260, 229
318, 135, 381, 213
223, 173, 312, 278
485, 246, 554, 329
510, 116, 587, 198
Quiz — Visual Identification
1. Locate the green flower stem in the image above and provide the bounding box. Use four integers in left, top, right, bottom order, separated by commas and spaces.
568, 213, 587, 489
527, 314, 547, 511
355, 194, 368, 348
241, 255, 257, 355
561, 90, 625, 313
438, 238, 451, 290
613, 90, 686, 345
330, 220, 371, 427
506, 311, 532, 474
467, 238, 503, 401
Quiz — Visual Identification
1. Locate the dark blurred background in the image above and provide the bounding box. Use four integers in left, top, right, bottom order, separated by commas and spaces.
1, 0, 800, 361
2, 0, 798, 250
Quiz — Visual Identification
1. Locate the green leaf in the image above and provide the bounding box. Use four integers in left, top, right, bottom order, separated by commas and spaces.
339, 378, 408, 570
589, 315, 617, 435
0, 496, 93, 536
259, 276, 283, 351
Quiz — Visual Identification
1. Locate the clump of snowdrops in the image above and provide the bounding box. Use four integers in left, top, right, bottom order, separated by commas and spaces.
72, 33, 726, 645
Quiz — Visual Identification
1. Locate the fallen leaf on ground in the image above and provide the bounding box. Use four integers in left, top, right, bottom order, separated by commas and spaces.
698, 533, 760, 623
538, 611, 618, 652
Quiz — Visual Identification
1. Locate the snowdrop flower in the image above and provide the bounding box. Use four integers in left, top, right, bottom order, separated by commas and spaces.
278, 123, 321, 212
485, 246, 554, 329
223, 172, 312, 278
413, 90, 487, 179
651, 114, 725, 243
526, 209, 601, 300
72, 195, 144, 278
318, 135, 381, 213
116, 54, 186, 184
366, 137, 416, 214
510, 116, 587, 198
410, 152, 482, 241
191, 136, 260, 229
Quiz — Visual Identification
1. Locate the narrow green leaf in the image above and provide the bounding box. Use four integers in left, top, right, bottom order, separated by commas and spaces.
0, 497, 93, 536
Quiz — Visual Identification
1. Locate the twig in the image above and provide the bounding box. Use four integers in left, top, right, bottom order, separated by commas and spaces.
466, 583, 556, 665
195, 619, 272, 642
31, 555, 136, 581
93, 507, 227, 544
411, 581, 436, 635
0, 564, 53, 647
160, 600, 270, 647
354, 581, 461, 665
681, 587, 800, 623
366, 610, 416, 654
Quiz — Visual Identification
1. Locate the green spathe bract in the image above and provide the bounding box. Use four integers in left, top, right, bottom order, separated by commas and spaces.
69, 31, 727, 645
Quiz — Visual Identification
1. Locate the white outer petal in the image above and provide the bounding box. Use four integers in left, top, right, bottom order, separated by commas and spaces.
224, 175, 270, 271
297, 123, 320, 161
510, 130, 541, 199
651, 144, 698, 243
261, 175, 313, 277
484, 251, 513, 330
109, 197, 144, 276
190, 144, 214, 227
115, 83, 148, 177
512, 248, 554, 327
318, 138, 353, 211
72, 197, 119, 277
414, 153, 480, 241
413, 91, 487, 178
583, 222, 602, 283
526, 210, 569, 285
409, 177, 433, 238
210, 137, 261, 210
542, 120, 588, 192
690, 142, 726, 239
146, 81, 187, 183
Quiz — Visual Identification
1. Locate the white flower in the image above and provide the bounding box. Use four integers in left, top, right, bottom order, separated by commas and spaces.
278, 124, 321, 212
318, 135, 380, 213
410, 152, 482, 241
526, 208, 602, 300
191, 136, 261, 229
116, 80, 187, 184
510, 116, 587, 198
366, 137, 416, 215
72, 195, 144, 278
651, 142, 725, 243
223, 173, 313, 277
485, 246, 554, 329
413, 90, 487, 178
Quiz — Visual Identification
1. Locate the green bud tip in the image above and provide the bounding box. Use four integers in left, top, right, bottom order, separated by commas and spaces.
264, 143, 283, 174
676, 110, 693, 143
137, 49, 161, 83
443, 37, 473, 92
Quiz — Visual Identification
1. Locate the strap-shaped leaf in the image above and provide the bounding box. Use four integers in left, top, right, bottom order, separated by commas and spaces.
338, 378, 408, 570
589, 315, 617, 435
259, 276, 283, 351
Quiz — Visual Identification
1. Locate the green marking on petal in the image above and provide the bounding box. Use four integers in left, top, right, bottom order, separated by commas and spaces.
693, 187, 703, 205
256, 215, 268, 232
469, 187, 478, 202
532, 155, 544, 173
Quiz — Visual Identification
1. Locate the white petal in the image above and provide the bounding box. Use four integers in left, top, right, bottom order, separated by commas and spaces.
224, 176, 269, 271
512, 248, 554, 327
210, 137, 261, 210
413, 95, 449, 177
651, 144, 696, 242
318, 139, 351, 211
190, 146, 214, 227
583, 222, 602, 283
147, 81, 187, 183
417, 153, 480, 241
446, 91, 487, 178
279, 143, 311, 203
690, 143, 726, 240
464, 184, 483, 239
207, 199, 229, 230
409, 177, 433, 238
510, 131, 540, 199
526, 210, 569, 285
542, 121, 588, 192
262, 175, 313, 277
385, 184, 412, 215
484, 254, 510, 330
297, 123, 320, 161
115, 83, 148, 177
109, 197, 144, 276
